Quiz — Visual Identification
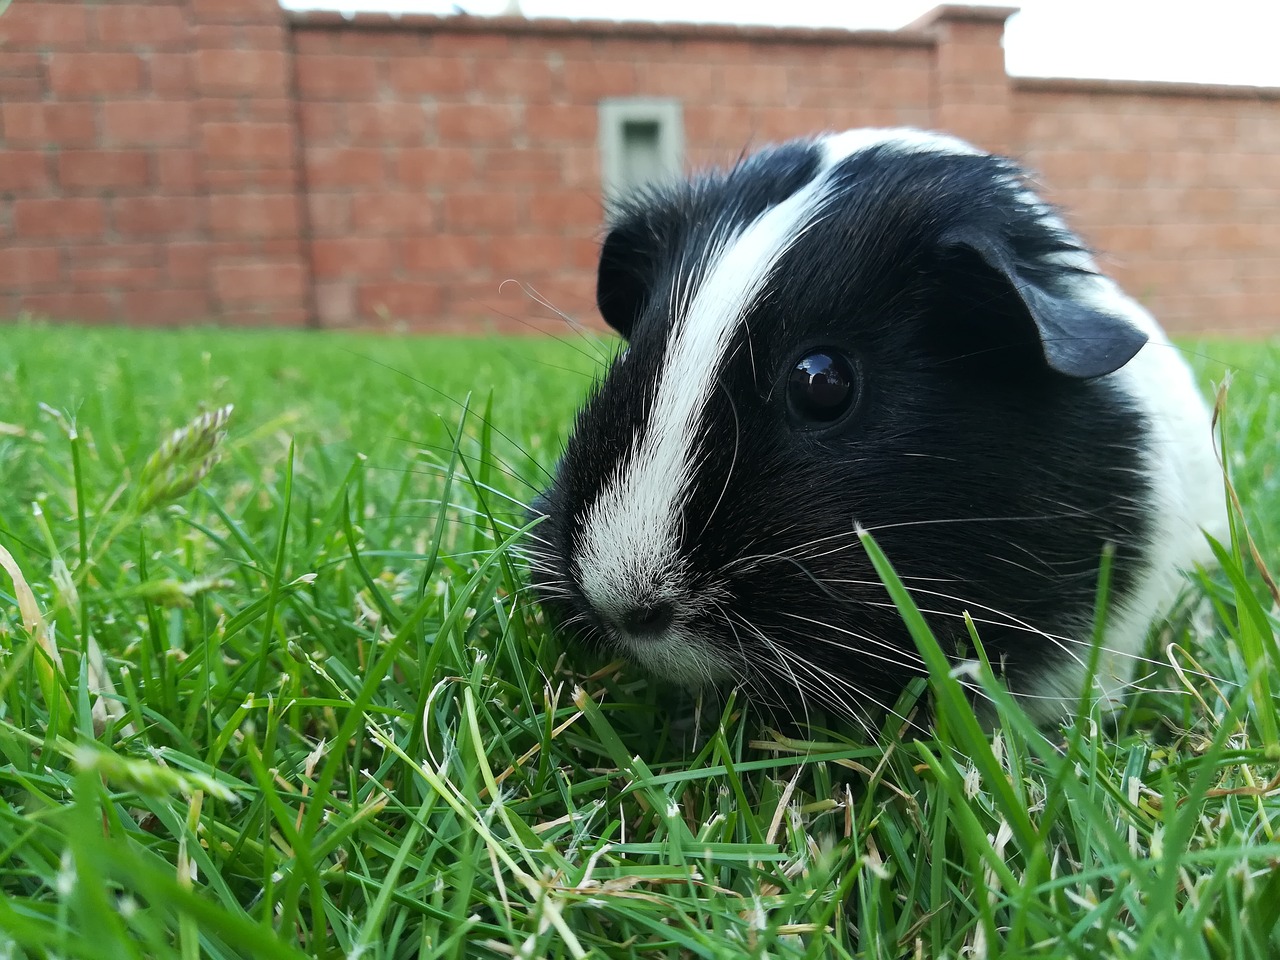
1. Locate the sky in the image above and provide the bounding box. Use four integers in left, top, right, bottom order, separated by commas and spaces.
279, 0, 1280, 87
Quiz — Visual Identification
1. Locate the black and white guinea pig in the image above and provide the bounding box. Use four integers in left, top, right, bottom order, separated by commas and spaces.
528, 127, 1227, 724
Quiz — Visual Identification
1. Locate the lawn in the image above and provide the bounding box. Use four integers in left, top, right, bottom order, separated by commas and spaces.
0, 322, 1277, 959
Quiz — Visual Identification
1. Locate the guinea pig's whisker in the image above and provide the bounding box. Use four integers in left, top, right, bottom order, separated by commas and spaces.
775, 611, 927, 667
724, 609, 817, 732
732, 612, 819, 730
739, 612, 916, 735
852, 586, 1231, 687
503, 279, 613, 363
857, 511, 1099, 535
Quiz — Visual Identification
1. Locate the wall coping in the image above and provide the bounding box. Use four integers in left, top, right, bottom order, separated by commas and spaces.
285, 11, 938, 48
907, 4, 1021, 31
1015, 75, 1280, 102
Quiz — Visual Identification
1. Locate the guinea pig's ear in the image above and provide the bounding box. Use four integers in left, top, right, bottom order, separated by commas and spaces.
938, 226, 1148, 379
596, 225, 652, 340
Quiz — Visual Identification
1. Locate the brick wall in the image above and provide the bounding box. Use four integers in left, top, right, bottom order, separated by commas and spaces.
1, 2, 1277, 335
1014, 79, 1280, 334
292, 17, 935, 330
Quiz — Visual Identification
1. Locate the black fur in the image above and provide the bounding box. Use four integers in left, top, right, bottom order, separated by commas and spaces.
531, 136, 1153, 720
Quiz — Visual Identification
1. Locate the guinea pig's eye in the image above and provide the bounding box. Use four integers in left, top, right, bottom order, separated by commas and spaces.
787, 351, 858, 425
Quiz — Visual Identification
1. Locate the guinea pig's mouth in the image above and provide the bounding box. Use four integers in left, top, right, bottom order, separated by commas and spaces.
528, 569, 740, 687
610, 626, 739, 688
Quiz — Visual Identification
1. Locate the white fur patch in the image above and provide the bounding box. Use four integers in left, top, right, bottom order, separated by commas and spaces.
1018, 275, 1228, 722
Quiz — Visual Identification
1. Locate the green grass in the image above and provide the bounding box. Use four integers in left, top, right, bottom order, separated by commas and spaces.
0, 322, 1277, 959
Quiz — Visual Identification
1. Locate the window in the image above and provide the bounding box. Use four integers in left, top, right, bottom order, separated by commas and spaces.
598, 98, 684, 208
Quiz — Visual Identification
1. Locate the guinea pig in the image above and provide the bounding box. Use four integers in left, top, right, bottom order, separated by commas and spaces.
527, 127, 1227, 725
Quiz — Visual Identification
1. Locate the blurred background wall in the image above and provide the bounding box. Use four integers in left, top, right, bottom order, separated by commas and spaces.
0, 0, 1276, 334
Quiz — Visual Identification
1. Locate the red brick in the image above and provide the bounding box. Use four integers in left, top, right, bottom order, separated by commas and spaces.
0, 4, 90, 47
293, 31, 337, 56
386, 56, 471, 96
0, 70, 42, 98
21, 291, 115, 321
529, 190, 602, 228
393, 148, 475, 187
0, 248, 61, 290
70, 263, 165, 290
194, 96, 293, 126
315, 280, 355, 326
213, 260, 307, 304
295, 55, 380, 99
683, 104, 755, 146
346, 102, 431, 146
633, 61, 715, 99
472, 57, 557, 100
305, 148, 385, 187
204, 235, 297, 259
189, 0, 284, 25
58, 151, 151, 190
562, 61, 636, 102
237, 98, 294, 125
298, 103, 345, 142
94, 5, 190, 48
65, 244, 162, 270
194, 48, 289, 97
149, 53, 194, 97
716, 64, 790, 106
485, 148, 564, 187
311, 237, 394, 278
489, 234, 568, 273
560, 146, 600, 188
201, 123, 294, 167
121, 289, 213, 324
444, 280, 517, 324
0, 51, 43, 79
112, 197, 206, 237
568, 236, 601, 270
102, 101, 195, 146
155, 151, 204, 190
48, 53, 145, 97
307, 193, 351, 235
443, 191, 521, 231
204, 167, 297, 190
220, 306, 311, 327
166, 244, 209, 283
0, 153, 52, 192
349, 193, 437, 234
430, 33, 509, 58
525, 104, 596, 142
437, 104, 515, 145
401, 234, 489, 275
357, 281, 442, 318
1, 103, 97, 147
332, 31, 426, 57
209, 194, 300, 238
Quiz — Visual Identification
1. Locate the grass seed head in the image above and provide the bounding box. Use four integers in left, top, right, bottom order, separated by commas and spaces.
136, 404, 233, 511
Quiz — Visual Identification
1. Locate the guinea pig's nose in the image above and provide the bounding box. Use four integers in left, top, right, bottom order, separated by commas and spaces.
616, 600, 675, 638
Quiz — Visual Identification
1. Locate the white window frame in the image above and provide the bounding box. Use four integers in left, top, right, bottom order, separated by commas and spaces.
598, 97, 685, 208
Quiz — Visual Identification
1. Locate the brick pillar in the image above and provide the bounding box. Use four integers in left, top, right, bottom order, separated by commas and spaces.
188, 0, 312, 326
0, 0, 211, 323
911, 4, 1018, 154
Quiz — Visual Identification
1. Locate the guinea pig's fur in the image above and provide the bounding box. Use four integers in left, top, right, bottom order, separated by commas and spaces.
528, 127, 1227, 725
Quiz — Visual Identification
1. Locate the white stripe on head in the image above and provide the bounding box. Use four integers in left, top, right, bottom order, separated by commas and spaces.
575, 128, 987, 646
576, 180, 826, 626
820, 127, 982, 164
